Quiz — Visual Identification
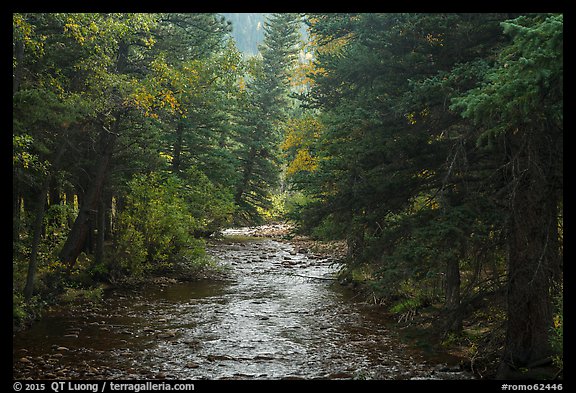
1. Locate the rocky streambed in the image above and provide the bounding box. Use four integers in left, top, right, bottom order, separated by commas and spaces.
13, 225, 473, 380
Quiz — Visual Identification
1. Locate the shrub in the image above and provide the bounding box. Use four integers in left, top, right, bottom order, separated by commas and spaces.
59, 286, 103, 304
390, 297, 424, 314
110, 171, 229, 278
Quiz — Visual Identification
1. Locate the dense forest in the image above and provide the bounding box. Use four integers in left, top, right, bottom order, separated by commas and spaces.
13, 13, 562, 380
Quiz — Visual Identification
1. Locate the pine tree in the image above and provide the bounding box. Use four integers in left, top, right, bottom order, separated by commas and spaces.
299, 13, 511, 334
451, 13, 563, 378
233, 13, 302, 223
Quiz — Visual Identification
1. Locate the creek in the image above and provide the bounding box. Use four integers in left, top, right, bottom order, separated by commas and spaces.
13, 226, 473, 380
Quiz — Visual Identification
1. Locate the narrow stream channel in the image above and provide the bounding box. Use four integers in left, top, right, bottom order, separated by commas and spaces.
13, 227, 474, 380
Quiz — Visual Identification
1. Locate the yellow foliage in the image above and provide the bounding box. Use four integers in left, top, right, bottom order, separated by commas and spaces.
286, 149, 319, 176
281, 116, 322, 151
553, 315, 562, 329
160, 89, 182, 114
13, 14, 46, 55
238, 77, 246, 92
313, 32, 353, 57
406, 107, 430, 125
64, 21, 85, 44
143, 36, 156, 48
425, 33, 444, 46
289, 61, 321, 91
282, 116, 323, 176
416, 169, 435, 179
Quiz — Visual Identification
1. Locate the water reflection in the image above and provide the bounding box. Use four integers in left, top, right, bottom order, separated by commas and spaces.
13, 229, 473, 380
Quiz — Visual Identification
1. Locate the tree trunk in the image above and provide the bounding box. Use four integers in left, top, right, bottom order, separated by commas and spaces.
497, 131, 559, 378
65, 187, 76, 228
444, 257, 463, 334
234, 146, 257, 205
104, 191, 114, 240
95, 196, 106, 266
13, 171, 22, 242
23, 185, 48, 302
23, 144, 67, 302
47, 177, 62, 229
13, 40, 24, 95
48, 177, 62, 207
59, 127, 117, 268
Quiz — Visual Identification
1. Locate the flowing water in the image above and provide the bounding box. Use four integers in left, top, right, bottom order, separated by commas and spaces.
13, 227, 473, 380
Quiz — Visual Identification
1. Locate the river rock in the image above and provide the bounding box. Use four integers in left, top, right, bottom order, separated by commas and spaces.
183, 339, 201, 348
253, 354, 275, 360
434, 363, 462, 373
327, 372, 353, 379
56, 369, 68, 376
185, 362, 200, 369
19, 357, 32, 364
206, 354, 232, 362
157, 330, 177, 339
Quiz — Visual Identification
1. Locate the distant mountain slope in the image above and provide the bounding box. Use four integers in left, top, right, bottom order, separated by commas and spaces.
220, 13, 270, 56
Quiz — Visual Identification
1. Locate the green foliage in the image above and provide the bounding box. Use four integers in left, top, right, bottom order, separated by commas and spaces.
12, 134, 43, 172
13, 292, 28, 322
111, 172, 208, 277
256, 191, 289, 223
109, 169, 234, 279
13, 292, 46, 329
550, 290, 563, 369
13, 13, 563, 376
59, 286, 103, 304
181, 167, 236, 233
390, 297, 425, 315
232, 13, 303, 224
41, 204, 77, 252
450, 13, 563, 146
310, 214, 348, 241
111, 219, 148, 277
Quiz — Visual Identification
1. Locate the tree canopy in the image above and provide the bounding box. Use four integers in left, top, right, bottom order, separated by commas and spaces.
13, 12, 563, 380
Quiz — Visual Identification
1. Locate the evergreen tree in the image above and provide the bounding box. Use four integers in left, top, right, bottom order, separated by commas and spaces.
298, 12, 511, 337
291, 12, 562, 377
13, 13, 242, 299
451, 13, 563, 378
233, 13, 302, 223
